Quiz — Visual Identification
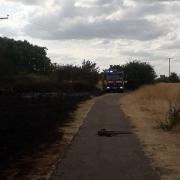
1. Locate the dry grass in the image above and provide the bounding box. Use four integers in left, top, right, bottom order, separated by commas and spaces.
120, 83, 180, 180
124, 83, 180, 127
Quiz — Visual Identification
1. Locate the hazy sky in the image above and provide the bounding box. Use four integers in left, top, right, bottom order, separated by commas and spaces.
0, 0, 180, 75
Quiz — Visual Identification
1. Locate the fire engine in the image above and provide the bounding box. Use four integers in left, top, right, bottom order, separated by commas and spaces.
103, 69, 125, 92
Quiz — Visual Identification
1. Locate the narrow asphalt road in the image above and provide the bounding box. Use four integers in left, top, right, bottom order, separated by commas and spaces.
50, 94, 160, 180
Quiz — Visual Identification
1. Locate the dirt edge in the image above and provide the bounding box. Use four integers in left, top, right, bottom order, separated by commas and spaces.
46, 97, 96, 179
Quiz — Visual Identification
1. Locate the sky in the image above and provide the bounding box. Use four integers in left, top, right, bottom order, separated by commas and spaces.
0, 0, 180, 75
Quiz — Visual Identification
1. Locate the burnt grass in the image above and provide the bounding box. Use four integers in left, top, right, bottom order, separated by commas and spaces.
0, 94, 89, 172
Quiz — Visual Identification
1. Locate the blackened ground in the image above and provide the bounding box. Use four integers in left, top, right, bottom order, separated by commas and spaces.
0, 94, 89, 177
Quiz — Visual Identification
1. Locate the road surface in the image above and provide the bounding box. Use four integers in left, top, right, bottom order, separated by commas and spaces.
50, 93, 160, 180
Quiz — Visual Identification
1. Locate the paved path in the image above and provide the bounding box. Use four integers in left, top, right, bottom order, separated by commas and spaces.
50, 94, 160, 180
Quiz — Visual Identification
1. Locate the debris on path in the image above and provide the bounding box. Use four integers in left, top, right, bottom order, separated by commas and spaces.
97, 128, 132, 137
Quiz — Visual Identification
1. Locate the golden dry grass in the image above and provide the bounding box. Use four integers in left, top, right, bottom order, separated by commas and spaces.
124, 83, 180, 126
120, 83, 180, 180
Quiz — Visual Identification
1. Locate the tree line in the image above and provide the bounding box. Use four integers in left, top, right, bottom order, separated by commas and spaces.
109, 61, 157, 89
0, 37, 100, 93
0, 37, 51, 78
109, 62, 180, 89
156, 73, 180, 83
0, 37, 179, 93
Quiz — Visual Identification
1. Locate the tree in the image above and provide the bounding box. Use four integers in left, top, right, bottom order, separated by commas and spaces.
169, 72, 179, 83
82, 59, 99, 73
56, 65, 82, 82
55, 60, 100, 87
156, 75, 169, 83
123, 61, 156, 89
109, 65, 123, 71
81, 60, 100, 85
0, 37, 52, 76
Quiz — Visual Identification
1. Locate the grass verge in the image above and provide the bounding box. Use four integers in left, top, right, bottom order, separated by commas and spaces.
120, 83, 180, 180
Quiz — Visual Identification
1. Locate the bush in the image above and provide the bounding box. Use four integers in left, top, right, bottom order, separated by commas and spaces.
169, 72, 180, 83
55, 60, 100, 88
12, 74, 59, 93
161, 99, 180, 130
123, 61, 156, 89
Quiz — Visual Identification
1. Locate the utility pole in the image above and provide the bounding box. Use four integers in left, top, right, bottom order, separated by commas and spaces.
168, 58, 173, 79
